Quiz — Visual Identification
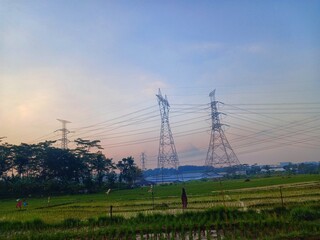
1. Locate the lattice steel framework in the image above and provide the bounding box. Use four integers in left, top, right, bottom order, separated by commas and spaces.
56, 119, 71, 149
140, 152, 146, 171
156, 89, 180, 171
205, 90, 240, 170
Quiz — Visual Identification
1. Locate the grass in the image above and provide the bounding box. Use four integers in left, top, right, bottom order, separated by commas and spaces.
0, 174, 319, 239
0, 174, 319, 222
0, 206, 319, 239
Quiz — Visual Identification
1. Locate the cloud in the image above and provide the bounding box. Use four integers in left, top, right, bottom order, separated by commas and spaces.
191, 42, 224, 52
184, 41, 266, 57
142, 80, 169, 97
182, 42, 225, 55
241, 43, 266, 54
179, 144, 205, 158
15, 92, 50, 121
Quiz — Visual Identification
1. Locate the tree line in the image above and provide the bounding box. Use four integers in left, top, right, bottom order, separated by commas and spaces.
0, 138, 143, 197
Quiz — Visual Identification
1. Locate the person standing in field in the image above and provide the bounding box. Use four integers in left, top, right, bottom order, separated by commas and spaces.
16, 199, 22, 209
23, 199, 28, 208
181, 187, 188, 209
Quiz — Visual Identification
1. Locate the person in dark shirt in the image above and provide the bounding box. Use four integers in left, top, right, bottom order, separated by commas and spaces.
181, 187, 188, 209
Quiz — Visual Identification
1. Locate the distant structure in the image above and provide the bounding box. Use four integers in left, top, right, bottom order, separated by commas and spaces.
205, 90, 240, 171
156, 89, 182, 182
56, 119, 71, 149
140, 152, 146, 171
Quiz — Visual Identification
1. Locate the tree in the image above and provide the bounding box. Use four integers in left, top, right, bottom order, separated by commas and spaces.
73, 138, 104, 179
90, 152, 115, 187
105, 170, 117, 188
0, 141, 13, 178
43, 147, 81, 181
297, 163, 319, 174
247, 164, 261, 175
74, 138, 103, 153
26, 141, 57, 179
12, 143, 35, 178
116, 156, 143, 187
73, 138, 117, 190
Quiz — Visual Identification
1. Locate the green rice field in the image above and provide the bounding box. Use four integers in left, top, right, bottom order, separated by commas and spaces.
0, 174, 319, 239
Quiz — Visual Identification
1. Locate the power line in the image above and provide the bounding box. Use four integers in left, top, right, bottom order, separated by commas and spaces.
22, 94, 319, 167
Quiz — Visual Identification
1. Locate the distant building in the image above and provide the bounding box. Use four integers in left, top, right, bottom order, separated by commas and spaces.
217, 172, 228, 176
261, 167, 286, 173
272, 167, 286, 172
235, 170, 247, 175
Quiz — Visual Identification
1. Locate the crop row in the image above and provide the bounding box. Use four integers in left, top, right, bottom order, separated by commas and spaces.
1, 205, 320, 239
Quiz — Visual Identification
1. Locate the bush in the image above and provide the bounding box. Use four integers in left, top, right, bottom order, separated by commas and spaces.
273, 206, 287, 215
63, 218, 81, 227
290, 207, 320, 221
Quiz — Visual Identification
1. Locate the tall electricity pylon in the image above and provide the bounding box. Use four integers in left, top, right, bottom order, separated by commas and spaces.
56, 119, 71, 149
156, 89, 181, 182
205, 90, 240, 171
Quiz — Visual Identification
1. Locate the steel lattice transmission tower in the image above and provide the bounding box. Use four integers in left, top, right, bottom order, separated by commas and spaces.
205, 90, 240, 170
140, 152, 146, 171
56, 119, 71, 149
156, 89, 181, 179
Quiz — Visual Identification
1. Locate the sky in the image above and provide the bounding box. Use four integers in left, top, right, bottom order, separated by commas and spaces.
1, 0, 320, 169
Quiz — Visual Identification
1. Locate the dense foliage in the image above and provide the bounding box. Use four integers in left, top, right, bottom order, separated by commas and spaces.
0, 139, 142, 197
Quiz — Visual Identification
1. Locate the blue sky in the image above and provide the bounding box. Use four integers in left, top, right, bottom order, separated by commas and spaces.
1, 0, 319, 168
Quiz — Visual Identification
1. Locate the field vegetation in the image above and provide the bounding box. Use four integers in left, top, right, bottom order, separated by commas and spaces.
0, 174, 319, 239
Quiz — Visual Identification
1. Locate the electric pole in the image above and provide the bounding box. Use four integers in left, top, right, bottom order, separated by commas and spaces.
56, 119, 71, 149
140, 152, 146, 171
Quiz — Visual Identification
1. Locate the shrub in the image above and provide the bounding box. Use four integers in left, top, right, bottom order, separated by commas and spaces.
290, 207, 320, 221
273, 206, 287, 215
63, 218, 81, 227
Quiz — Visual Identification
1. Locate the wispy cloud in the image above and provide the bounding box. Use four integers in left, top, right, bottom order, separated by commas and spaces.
142, 80, 169, 97
179, 144, 205, 159
190, 42, 225, 53
240, 43, 267, 54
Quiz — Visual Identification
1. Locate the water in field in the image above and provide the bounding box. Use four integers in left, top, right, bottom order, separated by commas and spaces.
145, 172, 221, 183
136, 229, 219, 240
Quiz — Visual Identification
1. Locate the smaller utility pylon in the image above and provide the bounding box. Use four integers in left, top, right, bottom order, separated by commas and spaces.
205, 90, 240, 172
56, 119, 71, 149
140, 152, 146, 171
